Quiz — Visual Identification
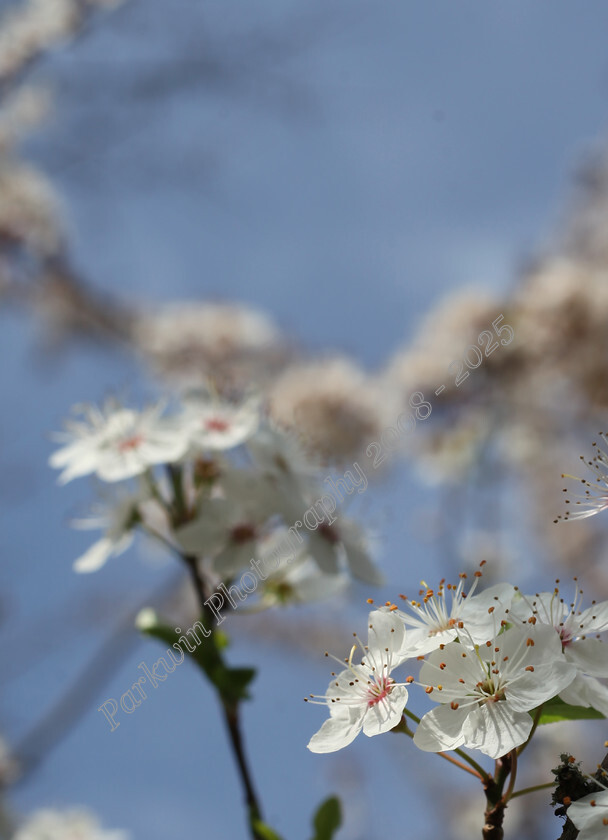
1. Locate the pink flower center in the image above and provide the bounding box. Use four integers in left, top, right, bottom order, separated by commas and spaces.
367, 676, 394, 707
205, 418, 230, 433
230, 523, 257, 544
559, 627, 573, 647
118, 434, 144, 452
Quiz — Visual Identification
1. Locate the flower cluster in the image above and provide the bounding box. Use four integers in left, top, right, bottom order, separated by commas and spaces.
306, 571, 608, 761
50, 391, 380, 605
132, 301, 288, 392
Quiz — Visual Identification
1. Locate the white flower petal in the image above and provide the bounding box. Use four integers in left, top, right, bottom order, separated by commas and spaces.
566, 639, 608, 678
505, 659, 576, 712
560, 674, 608, 716
579, 600, 608, 633
367, 610, 405, 658
462, 704, 532, 759
362, 686, 408, 737
569, 790, 608, 837
413, 704, 469, 753
307, 709, 364, 754
73, 538, 114, 573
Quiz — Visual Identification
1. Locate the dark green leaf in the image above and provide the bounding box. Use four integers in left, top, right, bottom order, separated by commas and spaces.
216, 666, 257, 704
310, 796, 342, 840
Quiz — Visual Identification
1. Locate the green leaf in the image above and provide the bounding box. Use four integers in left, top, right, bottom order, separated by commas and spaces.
251, 819, 284, 840
138, 612, 255, 704
310, 796, 342, 840
216, 666, 257, 704
533, 697, 605, 724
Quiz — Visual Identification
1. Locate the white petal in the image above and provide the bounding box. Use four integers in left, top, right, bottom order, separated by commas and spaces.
462, 704, 532, 759
567, 639, 608, 677
420, 641, 483, 690
367, 610, 406, 660
339, 521, 383, 585
73, 538, 114, 573
579, 600, 608, 633
307, 709, 364, 753
560, 674, 608, 716
343, 541, 383, 585
175, 500, 231, 555
401, 627, 458, 657
213, 541, 256, 576
505, 658, 576, 712
413, 704, 469, 753
569, 790, 608, 836
307, 533, 340, 575
460, 583, 515, 643
362, 686, 408, 737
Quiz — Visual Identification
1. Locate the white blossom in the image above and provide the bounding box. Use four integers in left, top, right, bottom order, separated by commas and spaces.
70, 494, 143, 573
179, 392, 259, 452
246, 421, 320, 513
175, 471, 277, 575
391, 572, 515, 657
413, 624, 576, 759
50, 401, 187, 484
306, 610, 410, 753
255, 536, 349, 608
510, 583, 608, 715
306, 517, 383, 585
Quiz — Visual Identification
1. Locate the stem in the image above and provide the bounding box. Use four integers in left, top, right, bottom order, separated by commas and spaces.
167, 463, 190, 524
509, 782, 554, 800
482, 752, 514, 840
503, 749, 518, 801
437, 751, 483, 779
224, 704, 263, 825
402, 707, 421, 725
394, 717, 480, 778
453, 747, 490, 782
181, 551, 265, 838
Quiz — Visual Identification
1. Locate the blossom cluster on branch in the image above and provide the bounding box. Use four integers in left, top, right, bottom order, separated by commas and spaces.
49, 390, 380, 603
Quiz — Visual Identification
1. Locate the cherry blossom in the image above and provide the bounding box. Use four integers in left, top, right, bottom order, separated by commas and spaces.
510, 583, 608, 716
179, 392, 259, 452
390, 572, 515, 657
50, 401, 187, 483
413, 624, 576, 759
306, 610, 410, 753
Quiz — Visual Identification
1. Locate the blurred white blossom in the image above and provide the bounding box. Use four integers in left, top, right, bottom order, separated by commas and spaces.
50, 401, 188, 484
13, 808, 129, 840
268, 357, 384, 462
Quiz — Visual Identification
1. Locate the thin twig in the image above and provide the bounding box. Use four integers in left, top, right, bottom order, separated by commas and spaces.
437, 751, 482, 779
181, 551, 265, 834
